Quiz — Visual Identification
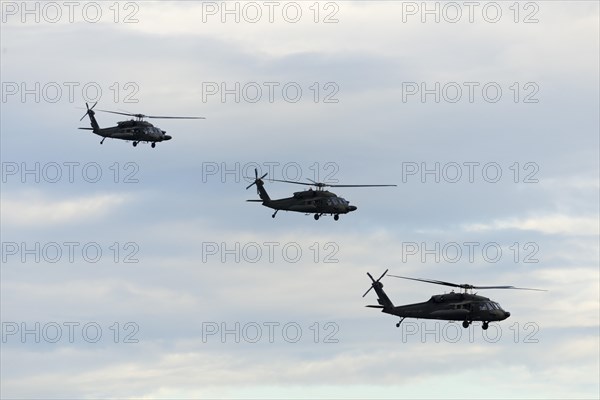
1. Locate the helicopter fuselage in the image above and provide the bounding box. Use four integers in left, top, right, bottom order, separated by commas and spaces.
381, 292, 511, 323
262, 190, 358, 215
94, 120, 172, 143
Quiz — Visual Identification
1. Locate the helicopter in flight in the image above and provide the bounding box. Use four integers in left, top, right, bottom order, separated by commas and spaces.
245, 168, 396, 220
78, 102, 204, 148
363, 270, 546, 330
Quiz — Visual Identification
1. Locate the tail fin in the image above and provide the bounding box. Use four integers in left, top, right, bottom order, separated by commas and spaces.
363, 269, 394, 309
80, 102, 100, 132
245, 168, 270, 201
255, 179, 270, 201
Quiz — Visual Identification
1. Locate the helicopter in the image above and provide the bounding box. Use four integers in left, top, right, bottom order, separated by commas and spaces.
363, 269, 546, 330
245, 168, 396, 220
78, 102, 204, 148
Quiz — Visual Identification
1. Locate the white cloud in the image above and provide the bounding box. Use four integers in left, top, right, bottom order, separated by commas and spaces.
463, 214, 599, 236
1, 1, 598, 398
1, 191, 132, 227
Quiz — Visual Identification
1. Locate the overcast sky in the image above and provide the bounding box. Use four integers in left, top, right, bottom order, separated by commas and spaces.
1, 1, 599, 399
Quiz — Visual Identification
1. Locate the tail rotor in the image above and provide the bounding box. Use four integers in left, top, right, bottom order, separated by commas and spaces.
246, 168, 268, 195
80, 102, 98, 121
363, 269, 389, 298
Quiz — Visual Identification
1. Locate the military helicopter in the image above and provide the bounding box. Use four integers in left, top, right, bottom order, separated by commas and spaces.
245, 169, 396, 220
363, 270, 546, 330
78, 102, 204, 148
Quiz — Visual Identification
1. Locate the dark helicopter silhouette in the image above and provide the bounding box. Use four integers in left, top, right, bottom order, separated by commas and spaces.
364, 270, 546, 330
245, 168, 396, 220
78, 102, 204, 148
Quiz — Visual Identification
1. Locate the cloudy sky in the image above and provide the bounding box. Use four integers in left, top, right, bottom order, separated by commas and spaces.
1, 1, 598, 398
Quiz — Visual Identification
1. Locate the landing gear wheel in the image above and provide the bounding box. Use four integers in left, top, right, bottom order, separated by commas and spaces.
133, 142, 138, 147
462, 320, 470, 329
396, 322, 400, 328
151, 143, 156, 148
482, 322, 489, 330
314, 214, 320, 221
334, 214, 339, 221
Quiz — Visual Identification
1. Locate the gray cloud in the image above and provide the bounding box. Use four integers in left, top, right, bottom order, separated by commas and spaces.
1, 1, 598, 399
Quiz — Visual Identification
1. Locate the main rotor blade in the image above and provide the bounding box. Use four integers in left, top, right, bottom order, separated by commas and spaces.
388, 275, 463, 288
97, 109, 204, 119
97, 109, 135, 117
269, 178, 314, 186
268, 178, 396, 188
145, 115, 205, 119
388, 275, 547, 291
471, 285, 547, 291
327, 184, 397, 187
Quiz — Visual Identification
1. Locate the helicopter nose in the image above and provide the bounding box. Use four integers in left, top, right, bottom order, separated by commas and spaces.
348, 205, 357, 212
163, 135, 172, 141
504, 311, 511, 319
